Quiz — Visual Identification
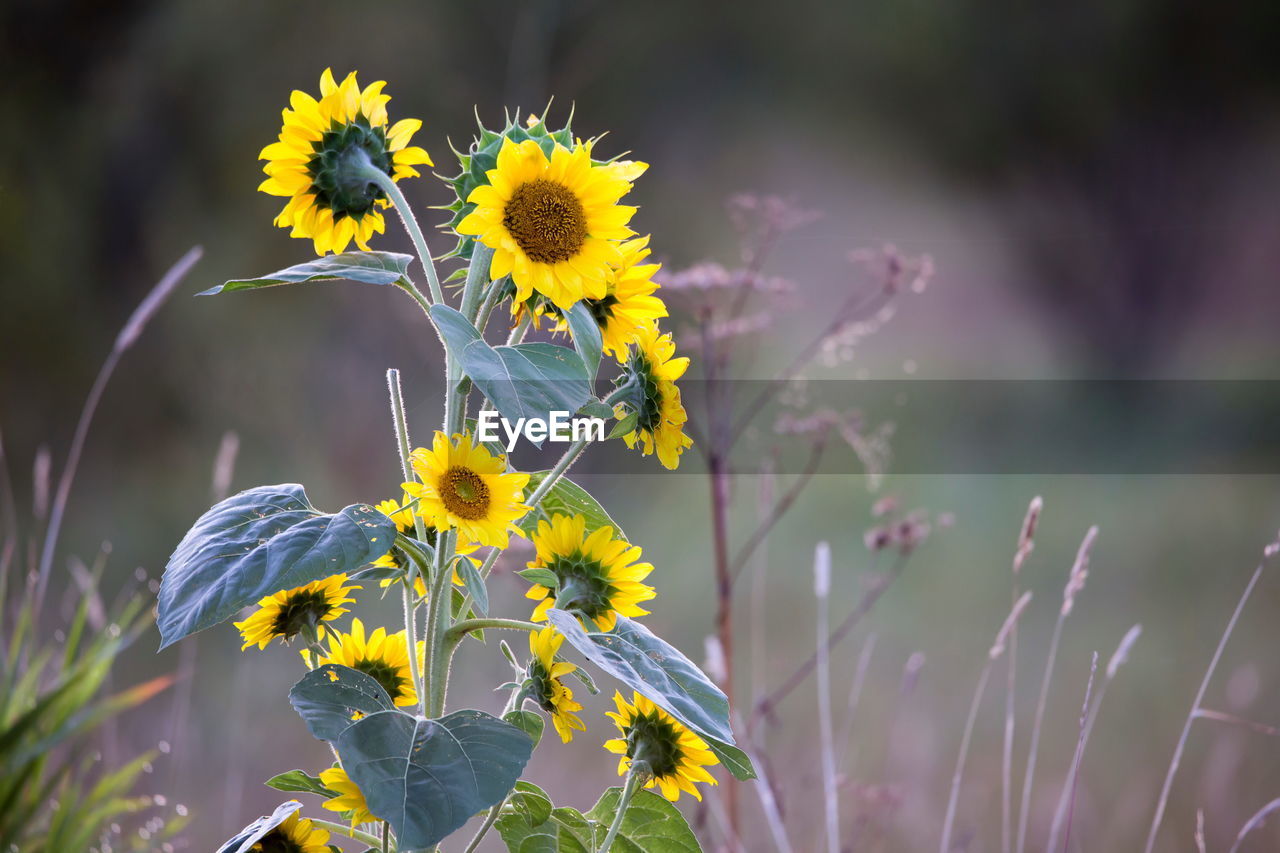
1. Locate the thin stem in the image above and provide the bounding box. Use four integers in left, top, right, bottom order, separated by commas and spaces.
463, 801, 505, 853
309, 819, 385, 849
1060, 652, 1098, 853
1016, 605, 1068, 853
525, 438, 590, 507
447, 617, 542, 643
462, 245, 495, 321
381, 821, 390, 853
425, 528, 456, 717
814, 543, 839, 853
387, 369, 429, 714
1144, 560, 1266, 853
941, 662, 993, 853
365, 168, 443, 305
598, 768, 644, 853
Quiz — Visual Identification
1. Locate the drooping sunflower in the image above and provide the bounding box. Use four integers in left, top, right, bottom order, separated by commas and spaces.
614, 325, 693, 470
301, 618, 423, 708
259, 68, 432, 255
604, 691, 720, 803
456, 137, 643, 310
319, 765, 375, 827
526, 627, 586, 743
370, 495, 478, 597
249, 810, 330, 853
403, 432, 530, 549
537, 236, 667, 360
234, 575, 360, 651
524, 513, 655, 632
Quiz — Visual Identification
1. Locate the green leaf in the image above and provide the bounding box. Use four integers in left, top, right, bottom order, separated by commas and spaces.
608, 411, 639, 440
517, 473, 626, 540
578, 400, 615, 420
157, 485, 396, 648
517, 568, 560, 588
495, 805, 595, 853
565, 302, 603, 380
288, 664, 396, 742
337, 709, 533, 849
507, 780, 553, 826
504, 709, 544, 748
456, 558, 489, 616
546, 610, 736, 746
265, 769, 338, 798
215, 801, 302, 853
702, 737, 757, 781
202, 252, 413, 295
431, 305, 591, 433
583, 788, 702, 852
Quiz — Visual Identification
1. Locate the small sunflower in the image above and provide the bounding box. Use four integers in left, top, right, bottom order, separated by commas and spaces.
537, 236, 667, 360
403, 432, 530, 549
370, 495, 477, 596
526, 627, 586, 743
259, 68, 432, 255
524, 513, 655, 632
234, 575, 360, 651
249, 810, 330, 853
301, 618, 423, 708
319, 765, 375, 827
456, 137, 643, 310
614, 325, 693, 470
604, 691, 720, 803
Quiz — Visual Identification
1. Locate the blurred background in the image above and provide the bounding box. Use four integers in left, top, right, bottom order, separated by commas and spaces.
3, 0, 1280, 850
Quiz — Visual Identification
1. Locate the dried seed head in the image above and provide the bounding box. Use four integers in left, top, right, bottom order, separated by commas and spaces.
1013, 495, 1043, 575
1061, 526, 1098, 616
1106, 624, 1142, 680
991, 591, 1033, 660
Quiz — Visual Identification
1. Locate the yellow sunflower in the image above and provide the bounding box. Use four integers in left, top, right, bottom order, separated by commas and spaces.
370, 495, 478, 596
250, 810, 330, 853
538, 236, 667, 360
403, 432, 530, 549
614, 325, 693, 470
259, 68, 432, 255
234, 575, 360, 651
604, 691, 720, 803
524, 513, 655, 632
456, 138, 643, 310
526, 627, 586, 743
301, 618, 423, 708
319, 765, 375, 827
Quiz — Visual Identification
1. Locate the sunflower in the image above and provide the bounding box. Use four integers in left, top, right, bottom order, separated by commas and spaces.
614, 325, 693, 470
319, 765, 375, 827
524, 514, 655, 632
456, 137, 643, 310
234, 575, 360, 651
259, 68, 432, 255
536, 236, 667, 360
250, 810, 330, 853
526, 627, 586, 743
604, 691, 720, 803
301, 618, 423, 708
403, 432, 530, 549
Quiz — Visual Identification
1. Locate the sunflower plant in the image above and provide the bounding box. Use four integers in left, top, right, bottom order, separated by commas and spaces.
156, 70, 753, 853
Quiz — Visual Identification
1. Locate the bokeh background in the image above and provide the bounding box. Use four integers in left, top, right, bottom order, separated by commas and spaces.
4, 1, 1280, 850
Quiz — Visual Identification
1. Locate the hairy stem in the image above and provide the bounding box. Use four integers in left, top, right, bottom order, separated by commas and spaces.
598, 768, 644, 853
309, 819, 385, 849
387, 369, 429, 714
365, 167, 443, 306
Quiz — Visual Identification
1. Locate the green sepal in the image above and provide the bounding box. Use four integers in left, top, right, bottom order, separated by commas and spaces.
264, 769, 339, 798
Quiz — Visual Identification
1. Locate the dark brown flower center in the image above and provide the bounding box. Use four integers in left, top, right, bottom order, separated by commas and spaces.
252, 828, 305, 853
269, 589, 336, 639
503, 179, 588, 263
441, 467, 490, 520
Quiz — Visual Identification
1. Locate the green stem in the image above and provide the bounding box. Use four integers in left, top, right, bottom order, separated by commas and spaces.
381, 821, 391, 853
364, 167, 443, 305
425, 527, 456, 717
463, 801, 506, 853
597, 767, 645, 853
462, 244, 495, 321
387, 369, 429, 714
447, 618, 541, 643
309, 819, 385, 849
526, 438, 590, 508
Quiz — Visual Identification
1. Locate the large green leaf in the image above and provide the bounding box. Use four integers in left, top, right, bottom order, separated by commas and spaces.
336, 709, 533, 849
288, 664, 396, 742
546, 610, 736, 745
431, 305, 591, 430
495, 789, 701, 853
201, 251, 413, 295
518, 473, 626, 540
215, 801, 301, 853
584, 788, 701, 852
157, 485, 396, 648
565, 301, 603, 381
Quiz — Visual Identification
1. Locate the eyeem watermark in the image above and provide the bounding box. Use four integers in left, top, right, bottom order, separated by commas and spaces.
476, 410, 606, 452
